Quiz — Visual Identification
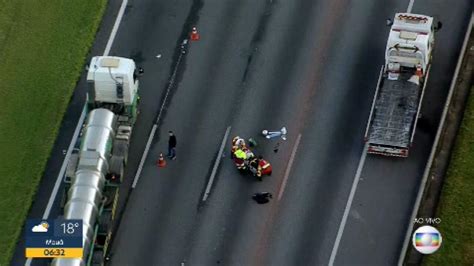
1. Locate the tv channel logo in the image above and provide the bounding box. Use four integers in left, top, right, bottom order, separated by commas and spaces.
412, 225, 442, 254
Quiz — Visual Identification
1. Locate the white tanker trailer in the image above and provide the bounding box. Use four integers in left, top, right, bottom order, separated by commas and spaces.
52, 56, 141, 266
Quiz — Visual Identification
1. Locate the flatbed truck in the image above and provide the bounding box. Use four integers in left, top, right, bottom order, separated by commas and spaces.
365, 13, 436, 157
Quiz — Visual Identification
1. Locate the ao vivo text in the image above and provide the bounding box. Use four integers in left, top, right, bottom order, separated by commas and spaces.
414, 217, 441, 225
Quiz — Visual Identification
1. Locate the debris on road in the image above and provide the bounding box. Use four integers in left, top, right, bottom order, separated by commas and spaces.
252, 192, 273, 204
262, 127, 287, 140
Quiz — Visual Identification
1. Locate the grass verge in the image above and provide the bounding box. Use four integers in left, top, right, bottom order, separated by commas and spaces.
424, 86, 474, 265
0, 0, 107, 264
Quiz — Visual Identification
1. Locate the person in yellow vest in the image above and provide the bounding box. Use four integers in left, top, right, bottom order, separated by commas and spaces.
233, 148, 247, 169
231, 136, 247, 159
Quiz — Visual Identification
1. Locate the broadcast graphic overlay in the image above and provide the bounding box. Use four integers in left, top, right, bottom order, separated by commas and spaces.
412, 225, 442, 255
25, 219, 83, 258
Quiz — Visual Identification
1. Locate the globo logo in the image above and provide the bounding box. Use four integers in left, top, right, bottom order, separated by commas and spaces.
412, 225, 442, 254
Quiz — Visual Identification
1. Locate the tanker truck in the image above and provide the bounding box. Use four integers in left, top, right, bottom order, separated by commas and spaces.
365, 13, 437, 157
52, 56, 141, 266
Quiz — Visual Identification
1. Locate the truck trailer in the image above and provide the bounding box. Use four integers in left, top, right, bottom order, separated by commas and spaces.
52, 56, 141, 266
365, 13, 436, 157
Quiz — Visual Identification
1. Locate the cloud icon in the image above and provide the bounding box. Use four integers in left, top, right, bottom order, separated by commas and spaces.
32, 222, 49, 233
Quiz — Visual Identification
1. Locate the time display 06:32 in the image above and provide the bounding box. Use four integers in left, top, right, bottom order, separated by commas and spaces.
25, 248, 83, 258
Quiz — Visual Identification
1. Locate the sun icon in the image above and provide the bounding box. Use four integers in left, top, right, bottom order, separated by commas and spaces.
41, 222, 49, 229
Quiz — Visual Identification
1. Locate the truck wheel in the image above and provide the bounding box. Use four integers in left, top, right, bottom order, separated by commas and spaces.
109, 155, 124, 182
103, 190, 117, 208
59, 188, 68, 212
98, 212, 112, 233
113, 140, 129, 164
91, 250, 104, 265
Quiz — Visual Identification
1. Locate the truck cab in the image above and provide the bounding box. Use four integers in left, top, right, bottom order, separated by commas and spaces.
86, 56, 140, 110
386, 13, 434, 77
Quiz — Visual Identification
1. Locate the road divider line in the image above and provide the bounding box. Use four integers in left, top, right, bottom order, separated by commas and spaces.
131, 40, 186, 188
329, 144, 368, 266
154, 40, 186, 125
278, 134, 302, 201
103, 0, 128, 56
202, 126, 232, 202
397, 13, 474, 266
406, 0, 415, 13
132, 124, 157, 188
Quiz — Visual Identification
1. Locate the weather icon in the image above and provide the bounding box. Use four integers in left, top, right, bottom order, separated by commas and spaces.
32, 222, 49, 233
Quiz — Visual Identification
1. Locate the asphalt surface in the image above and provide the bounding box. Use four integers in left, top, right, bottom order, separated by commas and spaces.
109, 0, 472, 265
12, 0, 472, 265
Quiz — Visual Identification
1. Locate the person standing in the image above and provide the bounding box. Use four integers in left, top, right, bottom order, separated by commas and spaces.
168, 131, 177, 160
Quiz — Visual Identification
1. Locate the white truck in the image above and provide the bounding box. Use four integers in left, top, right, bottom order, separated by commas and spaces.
365, 13, 437, 157
53, 56, 142, 266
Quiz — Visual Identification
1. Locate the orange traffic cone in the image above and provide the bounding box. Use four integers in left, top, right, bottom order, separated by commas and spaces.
415, 64, 423, 78
190, 27, 200, 41
157, 153, 166, 167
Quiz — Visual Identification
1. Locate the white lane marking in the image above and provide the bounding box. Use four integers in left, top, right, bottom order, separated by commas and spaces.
278, 134, 302, 201
406, 0, 415, 13
397, 13, 474, 266
328, 144, 368, 266
132, 124, 157, 188
103, 0, 128, 56
43, 105, 87, 220
132, 42, 186, 188
26, 0, 128, 264
202, 126, 232, 202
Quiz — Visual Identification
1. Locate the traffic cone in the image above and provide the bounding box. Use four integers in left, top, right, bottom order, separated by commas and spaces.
190, 27, 200, 41
157, 153, 166, 168
415, 64, 423, 78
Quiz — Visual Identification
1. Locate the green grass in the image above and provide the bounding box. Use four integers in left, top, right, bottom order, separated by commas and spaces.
424, 87, 474, 265
0, 0, 107, 264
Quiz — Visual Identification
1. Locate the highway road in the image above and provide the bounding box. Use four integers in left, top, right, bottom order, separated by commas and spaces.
12, 0, 472, 265
108, 0, 472, 265
333, 1, 472, 265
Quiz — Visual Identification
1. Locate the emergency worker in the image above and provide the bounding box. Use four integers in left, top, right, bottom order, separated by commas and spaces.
233, 148, 247, 169
244, 147, 254, 161
257, 156, 272, 177
249, 157, 259, 170
232, 136, 246, 149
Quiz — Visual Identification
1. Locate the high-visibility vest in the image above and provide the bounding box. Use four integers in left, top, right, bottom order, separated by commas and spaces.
234, 149, 247, 160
